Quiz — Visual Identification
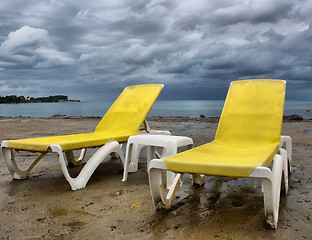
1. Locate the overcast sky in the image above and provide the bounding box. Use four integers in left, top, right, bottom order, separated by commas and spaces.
0, 0, 312, 101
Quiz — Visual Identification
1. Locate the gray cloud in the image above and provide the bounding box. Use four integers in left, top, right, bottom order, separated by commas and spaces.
0, 0, 311, 100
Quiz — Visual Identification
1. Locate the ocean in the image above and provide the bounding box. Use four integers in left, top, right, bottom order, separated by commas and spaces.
0, 100, 311, 118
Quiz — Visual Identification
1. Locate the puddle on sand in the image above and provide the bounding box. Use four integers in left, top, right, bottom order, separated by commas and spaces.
64, 221, 87, 232
50, 208, 96, 217
50, 208, 67, 217
229, 194, 246, 208
109, 190, 122, 197
71, 209, 93, 215
231, 199, 244, 208
150, 177, 226, 237
304, 127, 312, 134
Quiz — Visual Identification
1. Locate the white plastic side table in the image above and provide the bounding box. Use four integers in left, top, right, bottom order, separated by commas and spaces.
122, 135, 193, 187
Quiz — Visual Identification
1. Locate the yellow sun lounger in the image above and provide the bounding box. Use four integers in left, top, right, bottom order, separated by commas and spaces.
1, 84, 164, 190
148, 79, 290, 229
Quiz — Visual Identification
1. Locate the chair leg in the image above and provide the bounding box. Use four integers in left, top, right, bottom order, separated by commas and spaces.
284, 136, 292, 172
78, 148, 87, 161
128, 144, 144, 172
122, 142, 133, 181
147, 146, 156, 170
149, 167, 165, 208
279, 148, 288, 195
262, 155, 283, 229
50, 141, 125, 190
192, 174, 205, 185
166, 142, 194, 189
65, 150, 84, 167
148, 159, 183, 209
280, 136, 292, 172
2, 145, 46, 179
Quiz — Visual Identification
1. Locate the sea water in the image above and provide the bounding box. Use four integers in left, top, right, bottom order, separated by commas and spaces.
0, 100, 311, 118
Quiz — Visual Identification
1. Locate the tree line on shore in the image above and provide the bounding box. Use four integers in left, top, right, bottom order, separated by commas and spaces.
0, 95, 68, 104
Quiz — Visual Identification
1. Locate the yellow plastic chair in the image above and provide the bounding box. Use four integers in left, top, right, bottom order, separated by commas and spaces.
2, 84, 164, 190
148, 80, 289, 229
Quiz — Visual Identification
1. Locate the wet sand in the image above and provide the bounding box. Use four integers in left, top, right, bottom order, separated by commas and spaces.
0, 117, 311, 239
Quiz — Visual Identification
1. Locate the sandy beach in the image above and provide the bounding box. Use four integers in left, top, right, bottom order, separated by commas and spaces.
0, 116, 311, 239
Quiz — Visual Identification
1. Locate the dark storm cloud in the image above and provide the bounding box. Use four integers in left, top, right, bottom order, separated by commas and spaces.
209, 1, 294, 26
0, 0, 311, 100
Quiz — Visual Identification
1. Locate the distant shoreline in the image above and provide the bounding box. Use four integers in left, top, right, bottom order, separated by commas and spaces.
0, 100, 81, 104
0, 95, 80, 104
0, 114, 309, 122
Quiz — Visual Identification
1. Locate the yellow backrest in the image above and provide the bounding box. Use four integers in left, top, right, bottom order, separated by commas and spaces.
215, 79, 286, 147
94, 84, 164, 136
